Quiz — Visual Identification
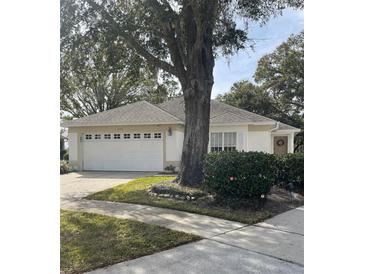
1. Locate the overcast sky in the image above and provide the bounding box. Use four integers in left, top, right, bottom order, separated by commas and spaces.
212, 8, 304, 98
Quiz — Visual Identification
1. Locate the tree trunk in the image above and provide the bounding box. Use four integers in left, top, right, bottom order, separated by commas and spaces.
174, 1, 217, 187
177, 81, 212, 187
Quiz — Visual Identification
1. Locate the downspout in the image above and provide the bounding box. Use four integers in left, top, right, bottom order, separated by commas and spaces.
270, 122, 280, 132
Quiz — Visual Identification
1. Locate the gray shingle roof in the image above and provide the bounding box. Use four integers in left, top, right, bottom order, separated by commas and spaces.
158, 97, 276, 125
276, 122, 301, 131
63, 97, 300, 131
62, 100, 183, 127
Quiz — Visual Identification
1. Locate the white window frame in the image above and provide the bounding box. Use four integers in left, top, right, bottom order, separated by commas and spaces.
133, 133, 141, 139
223, 132, 237, 151
144, 133, 151, 139
210, 132, 223, 152
154, 132, 162, 139
85, 134, 92, 140
124, 133, 131, 139
210, 132, 237, 152
95, 134, 101, 140
113, 133, 121, 139
104, 134, 111, 140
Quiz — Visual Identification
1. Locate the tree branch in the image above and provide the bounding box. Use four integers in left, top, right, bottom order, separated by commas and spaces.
144, 0, 187, 77
87, 0, 178, 76
118, 31, 178, 76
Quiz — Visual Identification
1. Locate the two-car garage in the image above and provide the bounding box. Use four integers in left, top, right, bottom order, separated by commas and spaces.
81, 132, 164, 171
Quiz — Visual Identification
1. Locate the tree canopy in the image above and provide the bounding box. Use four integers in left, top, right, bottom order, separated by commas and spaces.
217, 31, 304, 151
61, 0, 303, 185
60, 0, 180, 119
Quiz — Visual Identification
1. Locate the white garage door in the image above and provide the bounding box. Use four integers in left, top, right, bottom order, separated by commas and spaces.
82, 133, 163, 171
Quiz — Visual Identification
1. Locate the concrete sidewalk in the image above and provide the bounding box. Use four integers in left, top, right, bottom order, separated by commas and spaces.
61, 198, 246, 238
62, 198, 304, 273
84, 205, 304, 274
88, 239, 303, 274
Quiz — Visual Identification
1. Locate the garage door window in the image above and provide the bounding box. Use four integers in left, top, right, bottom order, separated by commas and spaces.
134, 133, 141, 139
124, 133, 130, 139
154, 133, 162, 139
85, 134, 92, 140
114, 134, 120, 139
104, 134, 111, 139
144, 133, 151, 139
95, 134, 101, 140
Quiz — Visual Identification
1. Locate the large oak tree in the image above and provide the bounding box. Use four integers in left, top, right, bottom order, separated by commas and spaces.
63, 0, 303, 186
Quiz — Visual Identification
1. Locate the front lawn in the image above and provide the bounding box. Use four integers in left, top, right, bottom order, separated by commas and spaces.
61, 210, 201, 274
86, 176, 303, 224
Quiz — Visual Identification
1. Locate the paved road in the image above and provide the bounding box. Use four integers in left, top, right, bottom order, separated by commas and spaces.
60, 172, 304, 273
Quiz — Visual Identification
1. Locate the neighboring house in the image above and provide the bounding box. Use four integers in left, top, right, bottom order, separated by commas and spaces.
62, 97, 300, 171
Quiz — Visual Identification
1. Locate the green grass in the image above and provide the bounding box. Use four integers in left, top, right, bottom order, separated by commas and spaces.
61, 210, 201, 274
86, 176, 273, 224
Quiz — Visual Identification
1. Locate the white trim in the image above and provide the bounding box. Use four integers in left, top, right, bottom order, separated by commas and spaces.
64, 121, 184, 127
211, 122, 276, 127
273, 129, 301, 134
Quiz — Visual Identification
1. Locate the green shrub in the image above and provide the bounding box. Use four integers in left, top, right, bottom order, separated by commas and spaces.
60, 160, 70, 174
277, 153, 304, 194
164, 165, 176, 173
203, 151, 277, 204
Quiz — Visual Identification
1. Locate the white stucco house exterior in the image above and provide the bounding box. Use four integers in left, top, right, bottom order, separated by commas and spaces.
62, 97, 300, 172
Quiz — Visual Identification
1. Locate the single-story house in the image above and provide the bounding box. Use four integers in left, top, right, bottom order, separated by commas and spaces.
63, 97, 300, 171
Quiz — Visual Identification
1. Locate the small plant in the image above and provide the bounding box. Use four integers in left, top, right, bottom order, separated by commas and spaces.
60, 160, 71, 174
164, 165, 176, 173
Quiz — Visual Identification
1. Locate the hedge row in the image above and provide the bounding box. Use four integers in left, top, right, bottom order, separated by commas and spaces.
203, 151, 304, 204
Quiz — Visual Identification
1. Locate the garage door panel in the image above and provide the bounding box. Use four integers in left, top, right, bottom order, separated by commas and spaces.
83, 139, 163, 171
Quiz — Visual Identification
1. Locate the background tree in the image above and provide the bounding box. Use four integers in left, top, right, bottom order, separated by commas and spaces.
216, 80, 277, 116
218, 31, 304, 151
63, 0, 303, 186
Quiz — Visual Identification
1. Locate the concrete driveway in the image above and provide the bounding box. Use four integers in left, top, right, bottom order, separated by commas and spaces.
61, 171, 156, 202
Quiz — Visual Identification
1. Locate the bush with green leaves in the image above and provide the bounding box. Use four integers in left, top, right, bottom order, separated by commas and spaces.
203, 151, 277, 204
164, 165, 176, 173
276, 153, 304, 193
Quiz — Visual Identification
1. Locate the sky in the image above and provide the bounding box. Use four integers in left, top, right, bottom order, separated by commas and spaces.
212, 8, 304, 98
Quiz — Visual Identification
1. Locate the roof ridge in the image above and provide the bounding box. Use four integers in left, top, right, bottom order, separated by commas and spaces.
146, 100, 183, 122
68, 100, 148, 121
215, 109, 251, 120
212, 99, 276, 122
